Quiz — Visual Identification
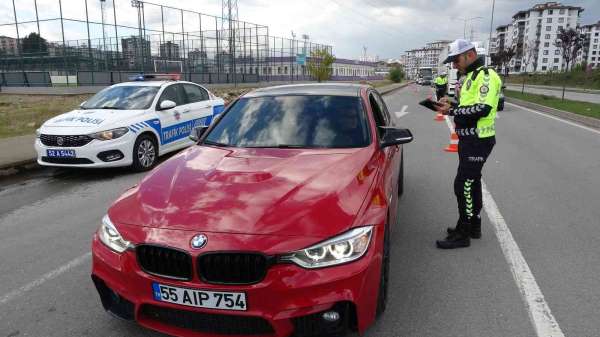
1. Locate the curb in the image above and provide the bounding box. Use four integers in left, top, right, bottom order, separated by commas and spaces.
506, 97, 600, 130
0, 159, 38, 177
378, 82, 411, 95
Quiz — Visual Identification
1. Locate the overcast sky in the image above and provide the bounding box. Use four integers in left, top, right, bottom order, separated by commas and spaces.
1, 0, 598, 60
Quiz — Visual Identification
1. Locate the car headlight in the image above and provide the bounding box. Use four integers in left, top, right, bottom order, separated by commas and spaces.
281, 226, 373, 269
89, 127, 129, 141
98, 215, 132, 253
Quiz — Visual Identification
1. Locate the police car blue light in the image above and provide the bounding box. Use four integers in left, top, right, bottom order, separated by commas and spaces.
35, 78, 225, 171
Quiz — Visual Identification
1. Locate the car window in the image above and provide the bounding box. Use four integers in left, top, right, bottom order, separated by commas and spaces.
369, 93, 387, 127
158, 84, 186, 107
374, 92, 391, 126
205, 95, 370, 148
183, 84, 209, 103
81, 86, 159, 110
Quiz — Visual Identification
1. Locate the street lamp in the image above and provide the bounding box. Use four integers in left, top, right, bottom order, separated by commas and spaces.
100, 0, 107, 70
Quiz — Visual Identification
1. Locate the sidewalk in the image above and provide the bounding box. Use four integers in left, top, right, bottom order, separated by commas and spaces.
0, 134, 36, 171
0, 81, 410, 173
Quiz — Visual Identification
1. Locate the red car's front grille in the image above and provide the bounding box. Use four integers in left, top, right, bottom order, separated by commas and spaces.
139, 304, 275, 335
197, 253, 273, 285
136, 245, 192, 280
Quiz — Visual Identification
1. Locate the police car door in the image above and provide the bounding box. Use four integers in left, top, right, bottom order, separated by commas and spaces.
182, 84, 214, 127
155, 83, 191, 150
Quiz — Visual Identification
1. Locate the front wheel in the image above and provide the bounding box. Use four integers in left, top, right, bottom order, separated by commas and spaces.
131, 135, 158, 172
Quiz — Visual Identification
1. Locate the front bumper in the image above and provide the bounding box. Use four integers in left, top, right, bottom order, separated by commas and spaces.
91, 226, 384, 337
35, 133, 136, 168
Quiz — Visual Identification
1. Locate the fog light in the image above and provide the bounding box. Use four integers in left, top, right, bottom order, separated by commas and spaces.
97, 150, 124, 162
322, 311, 340, 322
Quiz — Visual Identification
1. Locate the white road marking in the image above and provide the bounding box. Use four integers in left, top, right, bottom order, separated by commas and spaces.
506, 102, 600, 135
481, 181, 565, 337
441, 118, 565, 337
394, 105, 410, 119
0, 252, 92, 305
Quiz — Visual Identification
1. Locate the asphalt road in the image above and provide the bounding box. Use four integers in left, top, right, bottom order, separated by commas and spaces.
1, 85, 599, 337
506, 84, 600, 103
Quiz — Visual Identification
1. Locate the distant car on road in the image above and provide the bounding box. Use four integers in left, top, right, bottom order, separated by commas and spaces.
91, 83, 413, 337
35, 74, 225, 171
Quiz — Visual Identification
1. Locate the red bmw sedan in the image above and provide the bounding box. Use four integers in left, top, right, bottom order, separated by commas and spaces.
91, 83, 413, 337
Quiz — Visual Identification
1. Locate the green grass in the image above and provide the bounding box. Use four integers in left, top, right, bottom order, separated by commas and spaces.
0, 94, 92, 139
505, 68, 600, 90
505, 89, 600, 120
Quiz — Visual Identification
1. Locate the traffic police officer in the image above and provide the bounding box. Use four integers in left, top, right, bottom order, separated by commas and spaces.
434, 39, 501, 249
434, 73, 448, 100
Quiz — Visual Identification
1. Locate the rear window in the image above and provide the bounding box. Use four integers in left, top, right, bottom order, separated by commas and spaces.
205, 95, 370, 148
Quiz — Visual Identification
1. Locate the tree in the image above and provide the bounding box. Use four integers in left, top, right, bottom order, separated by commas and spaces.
307, 48, 335, 82
388, 66, 404, 83
521, 39, 538, 93
491, 46, 515, 78
21, 32, 48, 56
554, 27, 585, 99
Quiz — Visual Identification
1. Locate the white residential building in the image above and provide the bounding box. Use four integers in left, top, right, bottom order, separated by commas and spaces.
0, 36, 19, 56
492, 2, 584, 73
404, 40, 450, 79
580, 21, 600, 69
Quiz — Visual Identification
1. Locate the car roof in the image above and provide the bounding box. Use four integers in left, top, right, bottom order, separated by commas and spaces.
111, 80, 205, 88
243, 83, 369, 98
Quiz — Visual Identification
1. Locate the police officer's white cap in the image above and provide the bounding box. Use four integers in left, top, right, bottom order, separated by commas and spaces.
443, 39, 476, 64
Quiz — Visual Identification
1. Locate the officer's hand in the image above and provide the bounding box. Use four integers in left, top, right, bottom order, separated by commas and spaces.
435, 101, 451, 115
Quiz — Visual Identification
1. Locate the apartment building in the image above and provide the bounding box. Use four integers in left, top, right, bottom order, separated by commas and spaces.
492, 2, 584, 73
580, 21, 600, 69
403, 40, 450, 79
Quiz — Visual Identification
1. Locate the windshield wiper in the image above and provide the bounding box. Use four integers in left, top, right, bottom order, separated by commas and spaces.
97, 106, 124, 110
203, 140, 230, 147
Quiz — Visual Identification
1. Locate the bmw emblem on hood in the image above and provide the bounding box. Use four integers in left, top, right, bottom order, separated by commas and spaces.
191, 234, 208, 249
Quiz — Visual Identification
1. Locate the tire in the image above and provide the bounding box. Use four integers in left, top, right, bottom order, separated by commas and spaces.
131, 134, 158, 172
398, 150, 404, 197
376, 224, 391, 317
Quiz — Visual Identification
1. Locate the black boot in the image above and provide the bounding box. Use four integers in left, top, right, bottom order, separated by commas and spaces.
447, 216, 481, 239
436, 231, 471, 249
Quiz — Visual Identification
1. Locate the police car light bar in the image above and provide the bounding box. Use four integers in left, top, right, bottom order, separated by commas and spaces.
128, 73, 181, 81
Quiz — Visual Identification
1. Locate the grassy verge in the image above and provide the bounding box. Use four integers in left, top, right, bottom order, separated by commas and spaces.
0, 94, 92, 139
0, 88, 253, 139
505, 90, 600, 120
505, 69, 600, 90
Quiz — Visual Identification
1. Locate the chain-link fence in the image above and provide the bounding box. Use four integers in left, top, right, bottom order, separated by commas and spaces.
0, 0, 332, 86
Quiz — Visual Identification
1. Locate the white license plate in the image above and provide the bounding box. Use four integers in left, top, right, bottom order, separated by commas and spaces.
46, 149, 76, 158
152, 282, 247, 311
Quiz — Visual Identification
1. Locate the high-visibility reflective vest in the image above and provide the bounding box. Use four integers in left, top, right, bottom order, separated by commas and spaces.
458, 66, 501, 138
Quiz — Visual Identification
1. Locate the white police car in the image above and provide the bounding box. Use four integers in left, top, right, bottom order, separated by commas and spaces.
35, 74, 225, 171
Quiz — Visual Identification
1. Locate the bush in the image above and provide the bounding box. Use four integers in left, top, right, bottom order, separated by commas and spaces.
388, 67, 404, 83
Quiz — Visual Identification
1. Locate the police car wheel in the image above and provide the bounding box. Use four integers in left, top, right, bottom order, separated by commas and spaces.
132, 135, 157, 171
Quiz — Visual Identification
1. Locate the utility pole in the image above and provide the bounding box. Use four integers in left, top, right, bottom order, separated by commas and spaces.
100, 0, 107, 70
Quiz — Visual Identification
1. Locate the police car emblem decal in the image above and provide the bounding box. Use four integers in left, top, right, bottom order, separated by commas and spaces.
191, 234, 208, 249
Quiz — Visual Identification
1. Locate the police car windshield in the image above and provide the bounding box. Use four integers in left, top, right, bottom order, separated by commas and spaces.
204, 95, 370, 148
82, 86, 159, 110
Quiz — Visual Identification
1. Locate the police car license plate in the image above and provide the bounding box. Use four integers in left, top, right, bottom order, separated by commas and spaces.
152, 283, 247, 311
46, 149, 76, 158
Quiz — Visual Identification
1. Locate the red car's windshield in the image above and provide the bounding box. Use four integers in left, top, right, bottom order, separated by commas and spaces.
204, 95, 370, 148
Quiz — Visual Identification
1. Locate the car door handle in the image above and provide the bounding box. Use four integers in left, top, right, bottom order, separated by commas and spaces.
200, 105, 211, 108
182, 109, 191, 113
